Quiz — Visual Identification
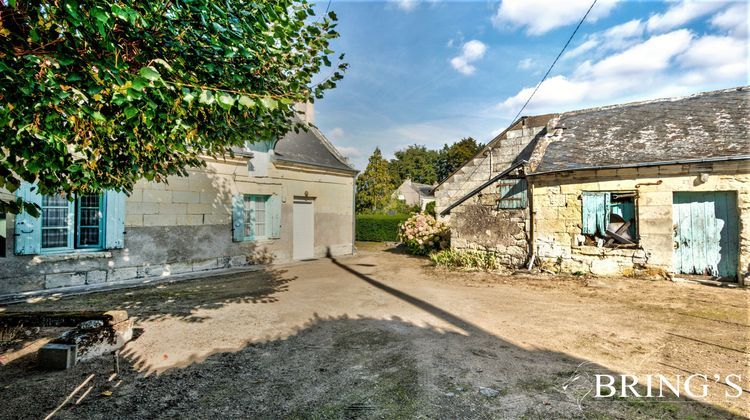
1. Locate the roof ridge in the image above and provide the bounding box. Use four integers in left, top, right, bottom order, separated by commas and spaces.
558, 85, 749, 118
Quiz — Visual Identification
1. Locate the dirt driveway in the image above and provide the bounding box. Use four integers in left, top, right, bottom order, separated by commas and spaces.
1, 244, 749, 419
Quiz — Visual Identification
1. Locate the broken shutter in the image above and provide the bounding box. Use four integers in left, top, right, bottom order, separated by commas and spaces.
267, 194, 281, 239
232, 194, 245, 242
497, 179, 527, 209
104, 191, 126, 249
581, 192, 610, 236
14, 182, 43, 255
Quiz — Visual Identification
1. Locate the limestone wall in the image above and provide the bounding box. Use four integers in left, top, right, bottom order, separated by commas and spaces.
531, 161, 750, 283
0, 157, 355, 296
433, 124, 546, 267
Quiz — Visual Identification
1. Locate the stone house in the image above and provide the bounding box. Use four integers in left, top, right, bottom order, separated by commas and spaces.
435, 87, 749, 284
0, 111, 358, 298
393, 179, 436, 210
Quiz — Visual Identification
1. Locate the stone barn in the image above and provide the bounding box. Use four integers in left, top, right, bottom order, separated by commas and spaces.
436, 87, 750, 284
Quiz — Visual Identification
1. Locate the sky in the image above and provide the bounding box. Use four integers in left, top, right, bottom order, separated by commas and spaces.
310, 0, 749, 170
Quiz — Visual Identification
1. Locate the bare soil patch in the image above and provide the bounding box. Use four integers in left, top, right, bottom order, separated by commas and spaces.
1, 245, 748, 419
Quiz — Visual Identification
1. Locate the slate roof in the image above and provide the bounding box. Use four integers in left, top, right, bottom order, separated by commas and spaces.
532, 86, 750, 174
410, 182, 435, 198
273, 123, 357, 174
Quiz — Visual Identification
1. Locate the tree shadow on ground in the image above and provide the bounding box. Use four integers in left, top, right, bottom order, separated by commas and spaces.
0, 259, 743, 419
0, 267, 296, 324
1, 314, 740, 419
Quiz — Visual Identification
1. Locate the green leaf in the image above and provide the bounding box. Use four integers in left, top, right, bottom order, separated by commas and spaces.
139, 66, 161, 81
217, 94, 235, 110
124, 107, 138, 119
131, 77, 149, 92
183, 92, 195, 103
260, 97, 278, 110
198, 90, 214, 105
238, 95, 255, 109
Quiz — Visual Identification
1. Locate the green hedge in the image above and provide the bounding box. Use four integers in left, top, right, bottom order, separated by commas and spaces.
356, 214, 410, 242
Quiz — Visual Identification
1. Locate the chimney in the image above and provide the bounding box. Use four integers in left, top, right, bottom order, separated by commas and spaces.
294, 102, 315, 124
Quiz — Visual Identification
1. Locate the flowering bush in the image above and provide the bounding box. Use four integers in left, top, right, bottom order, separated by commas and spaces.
397, 213, 450, 255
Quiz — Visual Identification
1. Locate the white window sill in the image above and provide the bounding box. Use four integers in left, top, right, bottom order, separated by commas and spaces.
31, 250, 112, 263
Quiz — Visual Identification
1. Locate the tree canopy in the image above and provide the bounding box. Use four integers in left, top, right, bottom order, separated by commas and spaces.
0, 0, 346, 214
355, 147, 395, 213
435, 137, 483, 182
388, 144, 439, 185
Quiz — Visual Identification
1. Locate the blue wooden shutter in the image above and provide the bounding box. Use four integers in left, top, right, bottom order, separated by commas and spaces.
267, 194, 281, 239
581, 192, 610, 236
497, 179, 527, 209
14, 182, 43, 255
104, 191, 126, 249
232, 194, 245, 242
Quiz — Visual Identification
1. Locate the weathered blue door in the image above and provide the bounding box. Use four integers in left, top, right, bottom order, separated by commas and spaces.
672, 192, 738, 279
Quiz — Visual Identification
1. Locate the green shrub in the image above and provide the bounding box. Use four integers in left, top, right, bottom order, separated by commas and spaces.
424, 201, 436, 217
429, 249, 502, 271
356, 214, 410, 242
397, 213, 450, 255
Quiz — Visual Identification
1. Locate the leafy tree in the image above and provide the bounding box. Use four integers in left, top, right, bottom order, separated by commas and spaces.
436, 137, 483, 182
356, 148, 395, 213
388, 144, 439, 185
0, 0, 346, 215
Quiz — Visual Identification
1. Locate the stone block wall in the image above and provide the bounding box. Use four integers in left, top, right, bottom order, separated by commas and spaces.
0, 156, 355, 296
433, 122, 546, 267
531, 161, 750, 283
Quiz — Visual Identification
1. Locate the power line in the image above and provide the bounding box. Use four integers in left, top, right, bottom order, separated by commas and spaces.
444, 0, 598, 203
510, 0, 598, 123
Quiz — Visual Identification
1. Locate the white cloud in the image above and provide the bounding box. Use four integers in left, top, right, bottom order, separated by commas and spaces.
603, 18, 645, 41
518, 58, 535, 70
677, 35, 748, 82
710, 3, 749, 38
450, 40, 487, 75
646, 0, 727, 33
576, 30, 693, 78
496, 28, 748, 116
492, 0, 620, 35
335, 145, 362, 159
329, 127, 345, 140
563, 38, 600, 60
391, 0, 418, 12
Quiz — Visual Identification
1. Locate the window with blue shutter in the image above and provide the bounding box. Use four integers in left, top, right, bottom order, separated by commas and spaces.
14, 183, 124, 254
581, 191, 637, 244
232, 193, 281, 242
497, 178, 527, 209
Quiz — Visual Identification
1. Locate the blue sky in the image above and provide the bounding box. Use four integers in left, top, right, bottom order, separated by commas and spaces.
311, 0, 749, 169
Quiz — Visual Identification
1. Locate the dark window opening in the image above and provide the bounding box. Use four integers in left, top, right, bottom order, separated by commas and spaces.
581, 191, 637, 247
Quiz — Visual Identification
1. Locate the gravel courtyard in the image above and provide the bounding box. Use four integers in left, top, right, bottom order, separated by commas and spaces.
1, 244, 748, 419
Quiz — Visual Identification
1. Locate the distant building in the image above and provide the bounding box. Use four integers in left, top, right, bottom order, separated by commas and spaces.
435, 87, 750, 284
394, 179, 436, 210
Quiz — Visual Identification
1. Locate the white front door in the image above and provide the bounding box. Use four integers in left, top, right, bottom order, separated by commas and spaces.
293, 199, 315, 260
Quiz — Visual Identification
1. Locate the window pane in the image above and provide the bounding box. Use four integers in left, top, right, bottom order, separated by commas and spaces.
42, 194, 70, 249
76, 194, 102, 248
42, 228, 68, 248
254, 196, 266, 237
43, 207, 69, 227
43, 195, 68, 207
79, 194, 99, 208
79, 227, 100, 245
